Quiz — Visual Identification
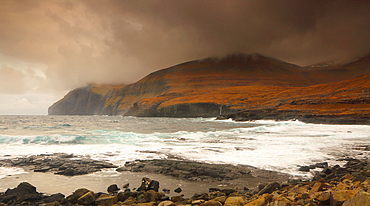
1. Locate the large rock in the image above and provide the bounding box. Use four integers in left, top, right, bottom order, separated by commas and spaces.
244, 194, 272, 206
0, 182, 43, 204
224, 196, 246, 206
67, 188, 91, 204
343, 191, 370, 206
95, 194, 118, 205
77, 191, 97, 205
0, 153, 117, 176
257, 181, 281, 195
330, 190, 358, 206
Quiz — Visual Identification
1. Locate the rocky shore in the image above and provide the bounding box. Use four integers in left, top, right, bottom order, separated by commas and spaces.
1, 151, 370, 205
2, 157, 370, 205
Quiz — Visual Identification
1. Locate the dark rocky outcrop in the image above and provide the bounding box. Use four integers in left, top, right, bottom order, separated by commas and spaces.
118, 159, 288, 182
0, 153, 117, 176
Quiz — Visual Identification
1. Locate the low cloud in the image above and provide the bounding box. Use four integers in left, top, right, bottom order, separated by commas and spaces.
0, 1, 369, 114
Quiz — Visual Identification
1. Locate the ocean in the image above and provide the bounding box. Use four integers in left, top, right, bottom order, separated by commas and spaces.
0, 115, 369, 195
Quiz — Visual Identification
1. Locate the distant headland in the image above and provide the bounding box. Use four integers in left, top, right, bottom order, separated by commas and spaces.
48, 53, 370, 124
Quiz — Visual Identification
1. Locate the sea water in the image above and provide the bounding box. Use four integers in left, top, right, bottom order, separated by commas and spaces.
0, 115, 369, 181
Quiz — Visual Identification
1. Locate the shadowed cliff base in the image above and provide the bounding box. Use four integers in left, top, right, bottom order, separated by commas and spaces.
217, 109, 370, 125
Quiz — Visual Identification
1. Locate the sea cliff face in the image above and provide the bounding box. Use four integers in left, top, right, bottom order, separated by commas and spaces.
48, 53, 370, 121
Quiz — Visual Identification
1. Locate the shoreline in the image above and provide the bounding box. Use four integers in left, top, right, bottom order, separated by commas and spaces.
217, 109, 370, 125
0, 153, 290, 197
1, 157, 370, 205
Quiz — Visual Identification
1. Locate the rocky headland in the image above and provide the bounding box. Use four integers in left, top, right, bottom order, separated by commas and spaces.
48, 53, 370, 125
2, 157, 370, 205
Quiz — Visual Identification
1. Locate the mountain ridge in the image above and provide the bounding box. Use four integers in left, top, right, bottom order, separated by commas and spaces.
48, 53, 370, 123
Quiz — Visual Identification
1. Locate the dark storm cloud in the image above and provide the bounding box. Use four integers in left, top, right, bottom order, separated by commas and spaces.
0, 0, 370, 92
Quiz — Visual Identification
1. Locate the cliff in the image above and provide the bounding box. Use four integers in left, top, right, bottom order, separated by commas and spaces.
48, 53, 370, 122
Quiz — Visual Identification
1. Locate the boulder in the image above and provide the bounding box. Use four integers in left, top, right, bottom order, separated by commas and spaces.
95, 194, 118, 205
43, 193, 66, 203
148, 180, 160, 192
0, 182, 43, 204
330, 190, 358, 206
258, 181, 281, 195
212, 196, 227, 204
143, 190, 157, 202
343, 191, 370, 206
171, 195, 184, 202
117, 191, 137, 202
67, 188, 90, 204
353, 175, 368, 183
310, 182, 323, 193
244, 194, 272, 206
107, 184, 120, 194
158, 200, 176, 206
77, 191, 97, 205
122, 197, 136, 205
224, 196, 246, 206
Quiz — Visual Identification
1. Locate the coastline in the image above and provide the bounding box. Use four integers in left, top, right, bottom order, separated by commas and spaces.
0, 154, 290, 197
2, 156, 370, 205
217, 109, 370, 125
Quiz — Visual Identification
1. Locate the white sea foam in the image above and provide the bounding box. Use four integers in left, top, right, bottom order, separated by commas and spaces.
0, 167, 27, 179
0, 116, 369, 178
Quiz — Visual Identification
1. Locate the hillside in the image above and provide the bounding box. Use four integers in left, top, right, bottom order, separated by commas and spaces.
48, 53, 370, 123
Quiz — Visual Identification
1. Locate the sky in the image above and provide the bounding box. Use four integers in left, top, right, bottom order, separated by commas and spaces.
0, 0, 370, 115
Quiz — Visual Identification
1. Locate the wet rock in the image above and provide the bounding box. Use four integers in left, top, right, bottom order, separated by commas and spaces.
209, 188, 220, 193
122, 196, 136, 205
95, 194, 118, 205
162, 188, 170, 194
148, 180, 160, 192
137, 177, 152, 191
171, 195, 184, 202
143, 190, 157, 202
66, 188, 90, 204
220, 189, 236, 196
174, 187, 182, 193
298, 166, 311, 172
212, 196, 227, 204
107, 184, 120, 194
117, 190, 137, 202
0, 153, 117, 176
353, 175, 367, 183
123, 159, 257, 181
192, 193, 209, 201
43, 193, 65, 203
77, 191, 97, 205
258, 181, 281, 195
0, 182, 43, 204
